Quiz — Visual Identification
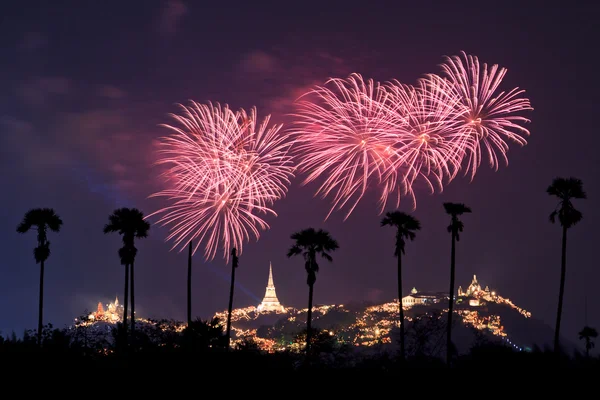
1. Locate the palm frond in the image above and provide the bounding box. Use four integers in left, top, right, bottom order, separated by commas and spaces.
287, 244, 302, 258
547, 177, 586, 228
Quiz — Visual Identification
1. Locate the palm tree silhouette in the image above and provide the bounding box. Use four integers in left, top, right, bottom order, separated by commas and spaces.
225, 247, 239, 349
187, 240, 192, 326
103, 208, 150, 342
16, 208, 63, 346
287, 228, 339, 355
381, 211, 421, 361
547, 177, 586, 354
578, 326, 598, 358
443, 202, 471, 366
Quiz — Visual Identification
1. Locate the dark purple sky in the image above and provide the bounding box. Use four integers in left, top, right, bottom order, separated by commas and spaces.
1, 1, 597, 346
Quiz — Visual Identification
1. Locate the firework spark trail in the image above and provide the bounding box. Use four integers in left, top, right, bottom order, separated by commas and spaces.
385, 74, 467, 205
291, 73, 402, 220
439, 51, 534, 180
292, 52, 533, 219
147, 101, 295, 262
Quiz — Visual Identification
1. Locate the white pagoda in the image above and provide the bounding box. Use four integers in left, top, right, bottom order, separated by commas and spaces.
257, 262, 286, 313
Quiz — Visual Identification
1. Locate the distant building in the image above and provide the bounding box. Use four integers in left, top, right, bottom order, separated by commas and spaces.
88, 296, 123, 323
458, 275, 498, 307
402, 287, 446, 308
257, 263, 286, 313
458, 275, 494, 297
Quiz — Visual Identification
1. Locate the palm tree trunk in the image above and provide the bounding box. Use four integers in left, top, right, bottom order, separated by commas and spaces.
37, 258, 45, 347
123, 263, 129, 338
446, 230, 456, 366
226, 253, 236, 349
553, 226, 568, 354
187, 240, 192, 326
130, 261, 135, 345
585, 340, 590, 358
306, 282, 314, 356
397, 251, 405, 361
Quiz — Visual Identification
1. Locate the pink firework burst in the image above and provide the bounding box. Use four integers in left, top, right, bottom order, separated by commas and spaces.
291, 73, 401, 220
385, 74, 467, 206
147, 101, 294, 262
439, 51, 534, 179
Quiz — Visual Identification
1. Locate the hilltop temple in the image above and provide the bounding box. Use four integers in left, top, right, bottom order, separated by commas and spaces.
88, 296, 123, 323
458, 275, 492, 297
257, 263, 286, 313
457, 275, 497, 306
402, 287, 447, 307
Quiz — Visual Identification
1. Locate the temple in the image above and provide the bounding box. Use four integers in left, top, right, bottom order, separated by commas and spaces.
458, 275, 492, 297
458, 275, 496, 306
402, 287, 447, 308
88, 296, 123, 323
257, 263, 286, 313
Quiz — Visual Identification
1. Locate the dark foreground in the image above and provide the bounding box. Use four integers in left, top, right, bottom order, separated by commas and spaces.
1, 322, 598, 370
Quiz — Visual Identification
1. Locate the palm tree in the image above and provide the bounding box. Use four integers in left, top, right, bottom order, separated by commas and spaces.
103, 208, 150, 342
287, 228, 339, 356
381, 211, 421, 361
578, 326, 598, 358
16, 208, 63, 346
187, 240, 192, 326
443, 202, 471, 366
225, 247, 239, 349
547, 177, 586, 353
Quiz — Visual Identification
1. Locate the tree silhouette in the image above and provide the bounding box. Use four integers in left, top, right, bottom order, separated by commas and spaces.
287, 228, 339, 356
578, 326, 598, 358
381, 211, 421, 361
547, 177, 586, 354
16, 208, 63, 346
443, 202, 471, 366
182, 317, 226, 351
103, 208, 150, 343
226, 247, 239, 349
187, 240, 192, 326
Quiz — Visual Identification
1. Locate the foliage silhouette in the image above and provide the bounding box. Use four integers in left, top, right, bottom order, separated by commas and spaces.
293, 327, 352, 368
182, 317, 227, 351
187, 240, 192, 326
405, 310, 446, 360
287, 228, 339, 357
1, 317, 599, 370
547, 177, 586, 354
381, 211, 421, 362
16, 208, 63, 346
104, 207, 150, 345
578, 326, 597, 358
443, 202, 471, 366
226, 247, 239, 349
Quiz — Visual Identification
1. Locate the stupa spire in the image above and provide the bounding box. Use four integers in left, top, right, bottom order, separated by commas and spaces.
268, 262, 274, 287
257, 262, 285, 313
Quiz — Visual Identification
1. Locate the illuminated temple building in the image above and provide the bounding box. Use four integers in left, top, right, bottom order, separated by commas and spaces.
88, 296, 123, 323
457, 275, 499, 306
256, 263, 286, 313
401, 287, 447, 307
458, 274, 490, 297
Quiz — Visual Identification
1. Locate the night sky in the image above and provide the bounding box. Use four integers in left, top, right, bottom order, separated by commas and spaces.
1, 1, 598, 345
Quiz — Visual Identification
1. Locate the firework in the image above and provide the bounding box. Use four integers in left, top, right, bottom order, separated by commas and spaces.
438, 51, 534, 179
291, 73, 401, 220
147, 101, 294, 262
292, 53, 532, 219
385, 74, 467, 204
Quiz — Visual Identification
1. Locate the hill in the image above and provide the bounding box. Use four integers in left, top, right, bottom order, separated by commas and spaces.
214, 277, 576, 356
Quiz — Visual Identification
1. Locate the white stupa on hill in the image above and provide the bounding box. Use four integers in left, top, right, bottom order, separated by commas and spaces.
256, 262, 286, 313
